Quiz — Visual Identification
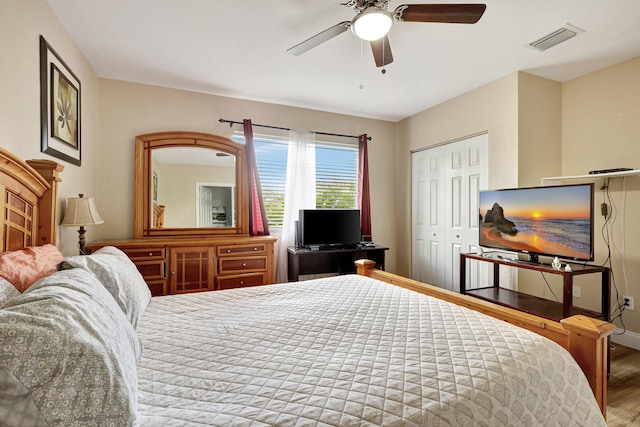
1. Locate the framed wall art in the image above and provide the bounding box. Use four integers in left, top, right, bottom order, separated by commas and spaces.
39, 35, 81, 166
153, 171, 158, 204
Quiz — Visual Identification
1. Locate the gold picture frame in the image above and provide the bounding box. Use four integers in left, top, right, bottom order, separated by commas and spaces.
40, 35, 81, 166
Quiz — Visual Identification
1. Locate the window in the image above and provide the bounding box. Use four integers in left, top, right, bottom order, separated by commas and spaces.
315, 143, 358, 209
233, 134, 358, 227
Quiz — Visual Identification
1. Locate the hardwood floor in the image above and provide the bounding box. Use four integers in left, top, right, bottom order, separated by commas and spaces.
607, 343, 640, 426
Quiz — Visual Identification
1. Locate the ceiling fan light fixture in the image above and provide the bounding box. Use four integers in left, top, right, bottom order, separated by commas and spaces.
351, 8, 393, 41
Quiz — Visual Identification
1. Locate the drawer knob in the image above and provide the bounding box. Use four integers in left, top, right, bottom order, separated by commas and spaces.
148, 252, 153, 257
242, 263, 247, 267
227, 249, 231, 253
239, 280, 244, 285
253, 247, 257, 251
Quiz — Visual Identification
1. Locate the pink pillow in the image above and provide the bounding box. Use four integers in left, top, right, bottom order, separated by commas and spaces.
0, 244, 64, 292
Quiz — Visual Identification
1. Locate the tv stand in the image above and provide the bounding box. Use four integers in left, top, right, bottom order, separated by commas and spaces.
460, 253, 610, 322
287, 245, 388, 282
315, 244, 358, 251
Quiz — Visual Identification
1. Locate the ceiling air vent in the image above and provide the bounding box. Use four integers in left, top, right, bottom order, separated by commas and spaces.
527, 24, 584, 51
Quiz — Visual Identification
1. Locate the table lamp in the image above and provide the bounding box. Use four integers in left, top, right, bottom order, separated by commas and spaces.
60, 194, 104, 255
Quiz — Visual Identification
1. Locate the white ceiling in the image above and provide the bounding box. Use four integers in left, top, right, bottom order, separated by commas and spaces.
46, 0, 640, 122
153, 147, 235, 167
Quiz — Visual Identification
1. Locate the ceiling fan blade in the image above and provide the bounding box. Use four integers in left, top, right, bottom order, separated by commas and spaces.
395, 4, 486, 24
370, 36, 393, 67
287, 21, 351, 56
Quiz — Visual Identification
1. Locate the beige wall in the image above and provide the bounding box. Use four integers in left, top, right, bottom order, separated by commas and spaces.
509, 60, 640, 338
512, 74, 564, 300
156, 163, 235, 228
396, 72, 520, 276
562, 56, 640, 341
397, 64, 640, 341
96, 79, 399, 272
517, 73, 563, 186
0, 0, 100, 255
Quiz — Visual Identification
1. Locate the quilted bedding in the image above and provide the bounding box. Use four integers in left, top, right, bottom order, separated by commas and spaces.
136, 274, 606, 427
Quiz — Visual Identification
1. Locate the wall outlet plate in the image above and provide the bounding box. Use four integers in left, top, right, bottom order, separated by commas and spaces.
573, 285, 581, 298
623, 295, 634, 310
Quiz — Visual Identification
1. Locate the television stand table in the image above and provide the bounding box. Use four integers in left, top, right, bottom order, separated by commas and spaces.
288, 245, 389, 282
460, 253, 610, 322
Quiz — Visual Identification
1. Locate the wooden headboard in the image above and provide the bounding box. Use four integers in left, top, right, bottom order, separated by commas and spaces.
0, 147, 63, 252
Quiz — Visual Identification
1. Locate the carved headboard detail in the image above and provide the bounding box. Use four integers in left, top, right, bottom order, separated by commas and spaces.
0, 147, 63, 252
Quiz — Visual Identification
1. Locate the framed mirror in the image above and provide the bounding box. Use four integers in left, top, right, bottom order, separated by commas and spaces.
134, 131, 248, 237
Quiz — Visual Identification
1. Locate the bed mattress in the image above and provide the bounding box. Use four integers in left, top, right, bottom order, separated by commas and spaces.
136, 274, 605, 426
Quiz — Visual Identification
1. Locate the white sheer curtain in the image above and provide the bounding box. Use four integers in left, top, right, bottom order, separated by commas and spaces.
276, 129, 316, 283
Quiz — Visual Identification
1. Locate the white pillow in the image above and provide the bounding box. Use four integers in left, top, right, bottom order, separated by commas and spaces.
63, 246, 151, 328
0, 268, 140, 426
0, 277, 19, 308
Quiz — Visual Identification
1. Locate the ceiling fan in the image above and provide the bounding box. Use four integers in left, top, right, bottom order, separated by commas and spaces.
287, 2, 486, 68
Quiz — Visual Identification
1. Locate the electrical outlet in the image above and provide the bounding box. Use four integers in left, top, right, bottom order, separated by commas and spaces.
573, 285, 581, 298
623, 295, 634, 310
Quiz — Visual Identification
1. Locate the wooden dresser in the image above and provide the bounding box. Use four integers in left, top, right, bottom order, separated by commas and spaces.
87, 236, 276, 296
93, 131, 278, 296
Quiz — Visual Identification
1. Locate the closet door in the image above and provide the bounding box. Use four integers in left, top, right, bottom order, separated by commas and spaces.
412, 145, 445, 286
411, 133, 488, 292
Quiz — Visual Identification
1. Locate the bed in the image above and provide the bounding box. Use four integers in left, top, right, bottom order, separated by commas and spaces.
0, 147, 613, 426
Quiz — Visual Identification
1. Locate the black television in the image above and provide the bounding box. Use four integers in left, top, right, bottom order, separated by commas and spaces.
298, 209, 361, 249
479, 183, 594, 262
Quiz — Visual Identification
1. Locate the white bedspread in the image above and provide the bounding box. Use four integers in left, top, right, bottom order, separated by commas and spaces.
136, 275, 605, 426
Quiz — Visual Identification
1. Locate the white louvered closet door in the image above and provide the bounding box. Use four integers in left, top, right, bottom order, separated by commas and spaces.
412, 133, 488, 292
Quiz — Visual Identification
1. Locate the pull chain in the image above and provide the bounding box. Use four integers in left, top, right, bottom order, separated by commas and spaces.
359, 38, 364, 89
381, 37, 386, 75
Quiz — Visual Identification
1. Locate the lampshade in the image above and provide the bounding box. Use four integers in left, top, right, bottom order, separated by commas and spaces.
61, 194, 104, 226
351, 8, 393, 41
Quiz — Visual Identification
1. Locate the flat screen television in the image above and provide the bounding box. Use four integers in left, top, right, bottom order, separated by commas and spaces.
479, 183, 594, 262
298, 209, 361, 249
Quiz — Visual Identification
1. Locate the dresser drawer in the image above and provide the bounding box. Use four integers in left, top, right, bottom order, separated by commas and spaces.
87, 237, 275, 295
119, 247, 166, 261
132, 260, 165, 281
217, 244, 266, 257
218, 256, 267, 274
217, 273, 267, 290
115, 246, 167, 295
146, 279, 167, 297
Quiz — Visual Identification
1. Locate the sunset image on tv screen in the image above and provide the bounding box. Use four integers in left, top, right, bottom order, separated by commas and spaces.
479, 184, 593, 260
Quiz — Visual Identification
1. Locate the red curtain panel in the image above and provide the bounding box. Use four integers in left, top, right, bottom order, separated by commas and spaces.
243, 119, 270, 236
358, 134, 371, 242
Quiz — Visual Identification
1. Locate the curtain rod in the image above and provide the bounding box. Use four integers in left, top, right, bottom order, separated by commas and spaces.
218, 118, 372, 141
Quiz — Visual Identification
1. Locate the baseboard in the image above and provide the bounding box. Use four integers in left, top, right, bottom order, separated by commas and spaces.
610, 328, 640, 351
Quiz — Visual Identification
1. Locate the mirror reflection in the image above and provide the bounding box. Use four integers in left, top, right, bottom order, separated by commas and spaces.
151, 147, 236, 229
